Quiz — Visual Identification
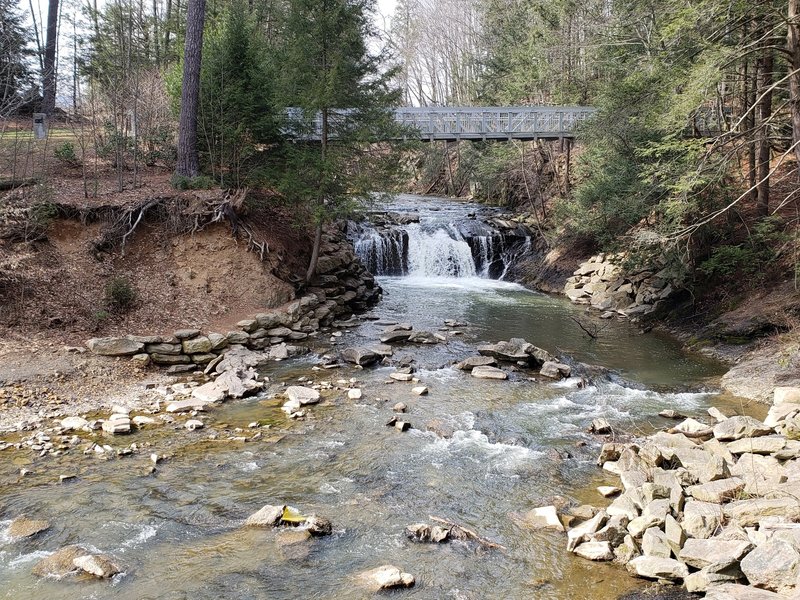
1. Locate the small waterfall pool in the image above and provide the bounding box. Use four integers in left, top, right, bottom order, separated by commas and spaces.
0, 194, 754, 600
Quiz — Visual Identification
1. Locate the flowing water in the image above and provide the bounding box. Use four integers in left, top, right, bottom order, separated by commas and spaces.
0, 195, 750, 599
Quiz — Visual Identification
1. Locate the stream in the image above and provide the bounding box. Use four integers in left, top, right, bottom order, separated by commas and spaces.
0, 194, 743, 599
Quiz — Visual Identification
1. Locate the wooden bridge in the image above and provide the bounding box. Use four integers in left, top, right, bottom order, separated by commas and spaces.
289, 106, 596, 141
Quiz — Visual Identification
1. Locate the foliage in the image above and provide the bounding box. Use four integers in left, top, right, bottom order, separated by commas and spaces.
697, 217, 788, 281
0, 0, 35, 116
105, 276, 137, 310
169, 173, 215, 190
54, 142, 80, 166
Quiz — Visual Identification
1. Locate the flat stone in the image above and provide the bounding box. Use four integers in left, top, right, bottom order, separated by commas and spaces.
341, 347, 380, 366
150, 353, 191, 365
567, 510, 607, 552
679, 538, 753, 569
740, 539, 800, 592
286, 386, 320, 406
724, 497, 800, 527
60, 416, 89, 431
101, 417, 131, 434
347, 388, 362, 400
8, 517, 50, 539
713, 416, 773, 441
389, 372, 414, 381
625, 556, 689, 581
471, 366, 507, 380
574, 541, 614, 561
686, 477, 745, 503
598, 486, 621, 498
86, 337, 143, 356
166, 398, 210, 413
774, 387, 800, 406
73, 554, 120, 578
411, 386, 428, 396
539, 361, 571, 379
380, 330, 412, 343
245, 504, 285, 527
454, 356, 497, 370
182, 336, 212, 354
358, 565, 415, 591
727, 437, 786, 455
32, 545, 85, 578
523, 506, 564, 531
664, 514, 685, 556
174, 328, 201, 339
705, 584, 784, 599
145, 342, 182, 355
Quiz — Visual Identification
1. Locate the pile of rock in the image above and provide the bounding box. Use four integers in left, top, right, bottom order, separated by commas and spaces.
32, 545, 120, 580
564, 254, 678, 320
550, 386, 800, 597
454, 338, 571, 381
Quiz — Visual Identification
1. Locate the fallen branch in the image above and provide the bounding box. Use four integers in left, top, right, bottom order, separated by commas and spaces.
0, 177, 40, 191
429, 515, 507, 550
570, 316, 610, 339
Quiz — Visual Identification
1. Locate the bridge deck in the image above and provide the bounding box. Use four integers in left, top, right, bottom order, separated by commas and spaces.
292, 106, 595, 141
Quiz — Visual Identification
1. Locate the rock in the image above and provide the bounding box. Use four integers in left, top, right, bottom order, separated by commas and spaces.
477, 338, 549, 363
182, 336, 212, 354
226, 331, 249, 344
575, 541, 614, 561
174, 328, 201, 339
774, 387, 800, 406
411, 386, 428, 396
393, 402, 407, 413
185, 419, 204, 431
683, 500, 723, 539
389, 372, 414, 381
208, 333, 228, 351
245, 504, 285, 527
341, 347, 380, 366
614, 534, 640, 564
723, 497, 800, 527
73, 554, 120, 578
727, 437, 786, 455
380, 330, 412, 343
660, 410, 687, 419
598, 486, 621, 498
395, 421, 411, 432
597, 442, 628, 465
740, 539, 800, 592
347, 388, 362, 400
86, 337, 143, 356
607, 493, 640, 521
713, 416, 773, 441
145, 342, 182, 355
406, 523, 431, 542
590, 418, 612, 434
591, 515, 629, 546
567, 510, 607, 552
408, 331, 438, 344
60, 416, 89, 431
358, 565, 415, 591
131, 353, 151, 367
166, 398, 211, 413
625, 556, 689, 581
471, 366, 507, 380
539, 361, 571, 379
524, 506, 564, 531
101, 417, 131, 434
454, 356, 497, 370
705, 584, 784, 599
664, 514, 686, 556
686, 477, 745, 503
641, 527, 671, 558
32, 545, 85, 578
684, 564, 743, 593
708, 407, 729, 423
672, 448, 730, 483
383, 323, 412, 332
286, 386, 321, 406
678, 538, 752, 570
150, 353, 191, 365
305, 515, 332, 536
8, 517, 50, 538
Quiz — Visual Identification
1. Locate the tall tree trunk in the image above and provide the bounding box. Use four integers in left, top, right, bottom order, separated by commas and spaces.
306, 107, 328, 282
28, 0, 44, 72
788, 0, 800, 179
163, 0, 172, 60
41, 0, 60, 114
175, 0, 206, 178
756, 43, 774, 217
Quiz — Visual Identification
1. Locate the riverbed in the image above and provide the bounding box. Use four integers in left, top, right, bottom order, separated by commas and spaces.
0, 195, 753, 599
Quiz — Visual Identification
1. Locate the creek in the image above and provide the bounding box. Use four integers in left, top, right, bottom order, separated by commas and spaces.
0, 194, 741, 599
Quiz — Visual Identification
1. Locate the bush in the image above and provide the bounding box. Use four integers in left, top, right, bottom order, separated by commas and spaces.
105, 277, 137, 310
170, 173, 215, 190
54, 142, 79, 166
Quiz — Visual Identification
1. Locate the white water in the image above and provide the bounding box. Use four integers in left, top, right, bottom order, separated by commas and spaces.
406, 224, 476, 278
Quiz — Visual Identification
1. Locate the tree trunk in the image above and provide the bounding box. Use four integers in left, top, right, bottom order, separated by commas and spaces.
306, 107, 329, 282
41, 0, 60, 114
788, 0, 800, 179
163, 0, 172, 59
756, 43, 773, 217
175, 0, 206, 178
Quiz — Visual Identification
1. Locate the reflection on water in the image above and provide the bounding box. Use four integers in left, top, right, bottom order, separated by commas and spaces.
0, 196, 733, 600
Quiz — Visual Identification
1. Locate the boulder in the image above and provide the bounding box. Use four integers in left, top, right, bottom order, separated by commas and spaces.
774, 387, 800, 406
380, 330, 412, 343
341, 347, 380, 366
471, 366, 507, 380
523, 506, 564, 531
245, 504, 285, 527
60, 416, 89, 431
724, 497, 800, 527
625, 556, 689, 581
672, 448, 730, 483
358, 565, 415, 591
32, 545, 86, 578
182, 336, 212, 354
686, 477, 745, 503
286, 386, 321, 406
705, 584, 784, 599
713, 416, 773, 441
684, 564, 744, 593
86, 337, 143, 356
8, 517, 50, 539
574, 541, 614, 561
739, 539, 800, 592
679, 538, 752, 570
539, 361, 571, 379
727, 437, 786, 455
641, 527, 671, 558
664, 514, 686, 557
567, 510, 607, 552
73, 554, 120, 579
683, 500, 723, 539
174, 328, 201, 339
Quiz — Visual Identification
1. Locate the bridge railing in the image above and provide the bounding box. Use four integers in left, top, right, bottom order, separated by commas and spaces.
284, 106, 596, 141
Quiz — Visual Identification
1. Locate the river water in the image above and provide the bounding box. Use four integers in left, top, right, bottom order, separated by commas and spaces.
0, 195, 739, 599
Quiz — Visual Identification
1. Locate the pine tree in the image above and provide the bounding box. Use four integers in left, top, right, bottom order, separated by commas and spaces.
0, 0, 34, 116
175, 0, 206, 178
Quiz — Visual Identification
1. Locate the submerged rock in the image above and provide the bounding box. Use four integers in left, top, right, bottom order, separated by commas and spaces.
341, 347, 380, 366
72, 554, 120, 579
358, 565, 415, 591
32, 546, 86, 578
8, 517, 50, 539
471, 366, 507, 380
245, 504, 286, 527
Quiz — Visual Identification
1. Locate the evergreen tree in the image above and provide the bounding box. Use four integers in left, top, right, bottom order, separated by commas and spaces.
0, 0, 34, 116
175, 0, 207, 178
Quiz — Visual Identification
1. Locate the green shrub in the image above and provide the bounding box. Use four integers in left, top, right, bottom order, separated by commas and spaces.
54, 142, 79, 166
105, 277, 137, 310
170, 173, 215, 190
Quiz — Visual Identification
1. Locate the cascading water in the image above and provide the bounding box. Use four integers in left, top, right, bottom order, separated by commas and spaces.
350, 196, 533, 279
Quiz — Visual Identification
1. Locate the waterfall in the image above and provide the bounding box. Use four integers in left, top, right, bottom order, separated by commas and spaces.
406, 225, 476, 278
